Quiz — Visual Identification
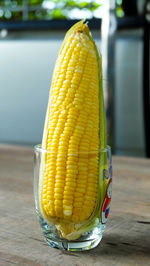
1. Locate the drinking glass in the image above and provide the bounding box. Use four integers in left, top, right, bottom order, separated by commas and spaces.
34, 144, 112, 251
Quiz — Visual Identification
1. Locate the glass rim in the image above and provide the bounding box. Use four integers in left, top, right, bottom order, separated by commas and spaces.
34, 144, 111, 155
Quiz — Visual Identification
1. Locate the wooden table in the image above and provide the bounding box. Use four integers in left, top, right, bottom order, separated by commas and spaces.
0, 144, 150, 266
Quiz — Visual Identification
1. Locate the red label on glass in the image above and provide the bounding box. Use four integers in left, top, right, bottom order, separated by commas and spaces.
101, 177, 112, 224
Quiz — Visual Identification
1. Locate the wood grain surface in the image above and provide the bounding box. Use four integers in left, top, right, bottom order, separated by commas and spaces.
0, 144, 150, 266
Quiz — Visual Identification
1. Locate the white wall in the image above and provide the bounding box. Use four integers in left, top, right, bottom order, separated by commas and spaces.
115, 30, 145, 157
0, 36, 61, 145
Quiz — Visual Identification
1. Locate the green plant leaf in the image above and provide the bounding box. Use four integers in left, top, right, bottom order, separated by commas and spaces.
51, 8, 67, 19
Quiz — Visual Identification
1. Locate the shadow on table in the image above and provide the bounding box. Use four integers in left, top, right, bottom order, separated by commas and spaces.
86, 232, 150, 257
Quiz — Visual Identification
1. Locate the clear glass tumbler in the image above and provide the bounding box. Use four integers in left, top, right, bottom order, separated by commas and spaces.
34, 144, 112, 251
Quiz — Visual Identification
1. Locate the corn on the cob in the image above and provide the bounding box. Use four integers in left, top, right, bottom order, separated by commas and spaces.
39, 21, 106, 239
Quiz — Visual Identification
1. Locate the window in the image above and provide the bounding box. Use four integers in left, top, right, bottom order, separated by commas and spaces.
0, 0, 103, 21
0, 1, 144, 30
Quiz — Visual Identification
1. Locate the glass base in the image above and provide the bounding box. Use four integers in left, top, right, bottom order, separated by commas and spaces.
45, 235, 102, 251
39, 215, 104, 251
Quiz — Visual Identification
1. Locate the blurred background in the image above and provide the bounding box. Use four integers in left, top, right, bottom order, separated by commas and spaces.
0, 0, 149, 157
